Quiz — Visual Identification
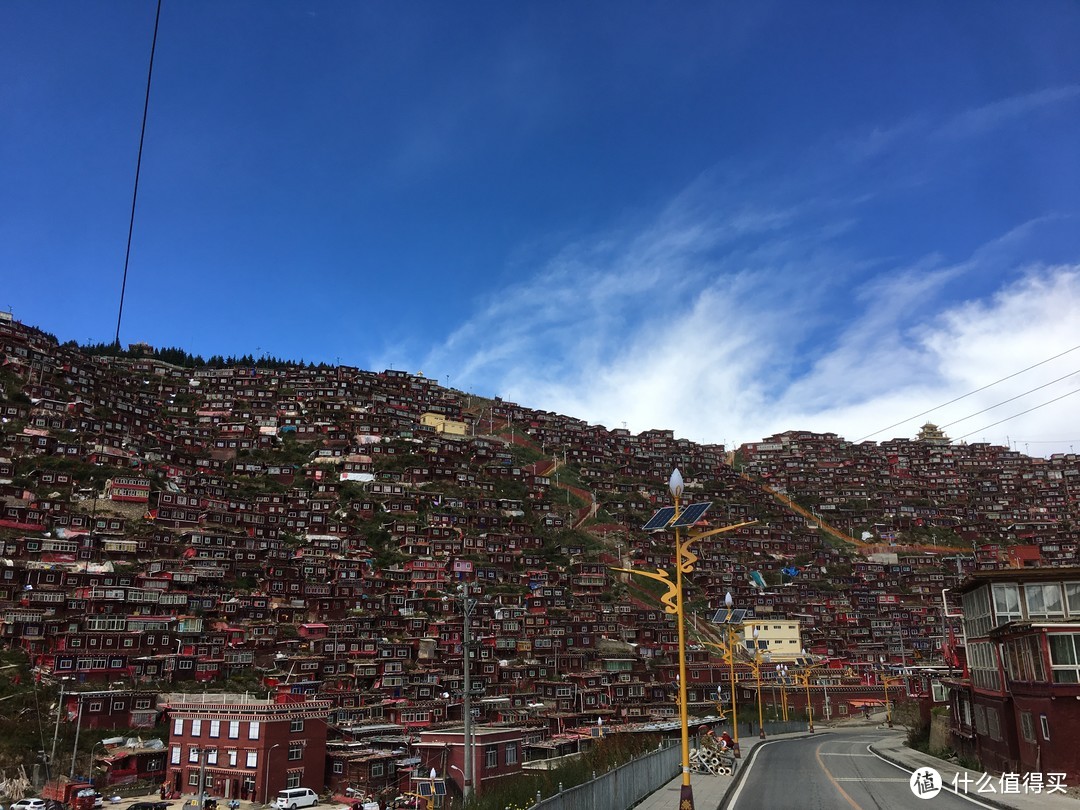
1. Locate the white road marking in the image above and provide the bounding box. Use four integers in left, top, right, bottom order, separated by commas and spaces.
819, 753, 876, 757
865, 744, 1000, 810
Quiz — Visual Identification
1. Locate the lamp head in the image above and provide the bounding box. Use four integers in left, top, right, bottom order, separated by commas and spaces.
724, 592, 733, 609
669, 468, 684, 498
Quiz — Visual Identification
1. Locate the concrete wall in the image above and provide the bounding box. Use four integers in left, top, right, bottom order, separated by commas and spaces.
929, 712, 950, 753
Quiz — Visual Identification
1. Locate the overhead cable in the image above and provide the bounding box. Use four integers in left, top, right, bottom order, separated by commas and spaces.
937, 368, 1080, 430
114, 0, 162, 348
854, 343, 1080, 442
955, 388, 1080, 441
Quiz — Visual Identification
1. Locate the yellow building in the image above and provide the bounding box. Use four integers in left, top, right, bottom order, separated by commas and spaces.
421, 412, 468, 436
740, 618, 803, 661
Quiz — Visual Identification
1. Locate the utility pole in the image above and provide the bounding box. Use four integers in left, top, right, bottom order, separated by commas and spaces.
461, 584, 476, 804
197, 746, 208, 806
49, 678, 66, 779
69, 694, 83, 779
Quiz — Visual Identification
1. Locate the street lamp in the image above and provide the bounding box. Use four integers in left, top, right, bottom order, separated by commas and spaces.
263, 744, 280, 805
610, 470, 756, 810
668, 469, 696, 810
775, 665, 789, 721
460, 584, 477, 803
799, 671, 815, 733
752, 627, 765, 740
443, 584, 477, 803
702, 634, 741, 759
449, 763, 464, 791
723, 592, 740, 756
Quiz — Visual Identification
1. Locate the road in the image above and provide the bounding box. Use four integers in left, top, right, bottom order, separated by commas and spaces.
724, 730, 995, 810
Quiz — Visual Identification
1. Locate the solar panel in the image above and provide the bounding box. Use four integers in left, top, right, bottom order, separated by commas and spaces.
711, 607, 747, 625
642, 506, 676, 531
669, 502, 712, 528
434, 783, 446, 796
417, 783, 433, 797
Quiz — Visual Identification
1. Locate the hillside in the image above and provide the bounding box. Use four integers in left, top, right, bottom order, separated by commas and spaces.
1, 315, 1078, 777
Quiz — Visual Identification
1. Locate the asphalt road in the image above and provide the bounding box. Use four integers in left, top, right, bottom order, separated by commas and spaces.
724, 730, 996, 810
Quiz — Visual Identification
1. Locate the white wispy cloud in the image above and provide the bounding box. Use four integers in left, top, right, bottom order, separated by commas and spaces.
936, 85, 1080, 140
421, 89, 1080, 456
846, 84, 1080, 160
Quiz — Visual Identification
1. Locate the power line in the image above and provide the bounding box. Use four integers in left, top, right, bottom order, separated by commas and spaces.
936, 367, 1080, 430
955, 387, 1080, 441
854, 342, 1080, 442
114, 0, 162, 348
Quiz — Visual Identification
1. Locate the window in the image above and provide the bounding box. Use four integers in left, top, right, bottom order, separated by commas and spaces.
285, 773, 301, 789
228, 750, 237, 767
174, 717, 184, 736
288, 743, 302, 761
1066, 582, 1080, 615
332, 763, 343, 774
188, 773, 200, 787
209, 720, 220, 738
207, 749, 218, 765
1020, 712, 1036, 743
992, 584, 1022, 625
505, 743, 518, 765
1003, 635, 1046, 683
1026, 583, 1065, 619
1041, 714, 1050, 741
968, 641, 1002, 691
485, 745, 498, 769
370, 764, 384, 777
290, 719, 304, 733
986, 707, 1001, 742
189, 748, 200, 764
171, 746, 181, 765
230, 720, 240, 739
1049, 634, 1080, 683
248, 721, 259, 740
974, 705, 988, 736
962, 586, 993, 639
89, 701, 103, 712
246, 751, 257, 768
191, 719, 202, 737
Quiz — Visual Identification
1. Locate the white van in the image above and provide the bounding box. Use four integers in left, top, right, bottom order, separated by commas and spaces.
273, 789, 318, 810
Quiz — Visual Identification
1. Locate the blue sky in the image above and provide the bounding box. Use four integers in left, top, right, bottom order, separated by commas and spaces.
4, 2, 1080, 455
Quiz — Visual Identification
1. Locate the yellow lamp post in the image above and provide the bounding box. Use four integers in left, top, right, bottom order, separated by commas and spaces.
611, 469, 756, 810
775, 664, 790, 721
881, 674, 904, 728
752, 627, 766, 739
721, 592, 740, 756
670, 469, 693, 810
793, 670, 815, 733
702, 598, 742, 758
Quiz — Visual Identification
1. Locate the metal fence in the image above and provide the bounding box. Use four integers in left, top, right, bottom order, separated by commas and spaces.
524, 721, 812, 810
532, 744, 681, 810
757, 719, 812, 737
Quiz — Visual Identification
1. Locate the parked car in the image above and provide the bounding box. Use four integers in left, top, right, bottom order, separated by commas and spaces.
12, 800, 48, 810
274, 789, 318, 810
128, 802, 171, 810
